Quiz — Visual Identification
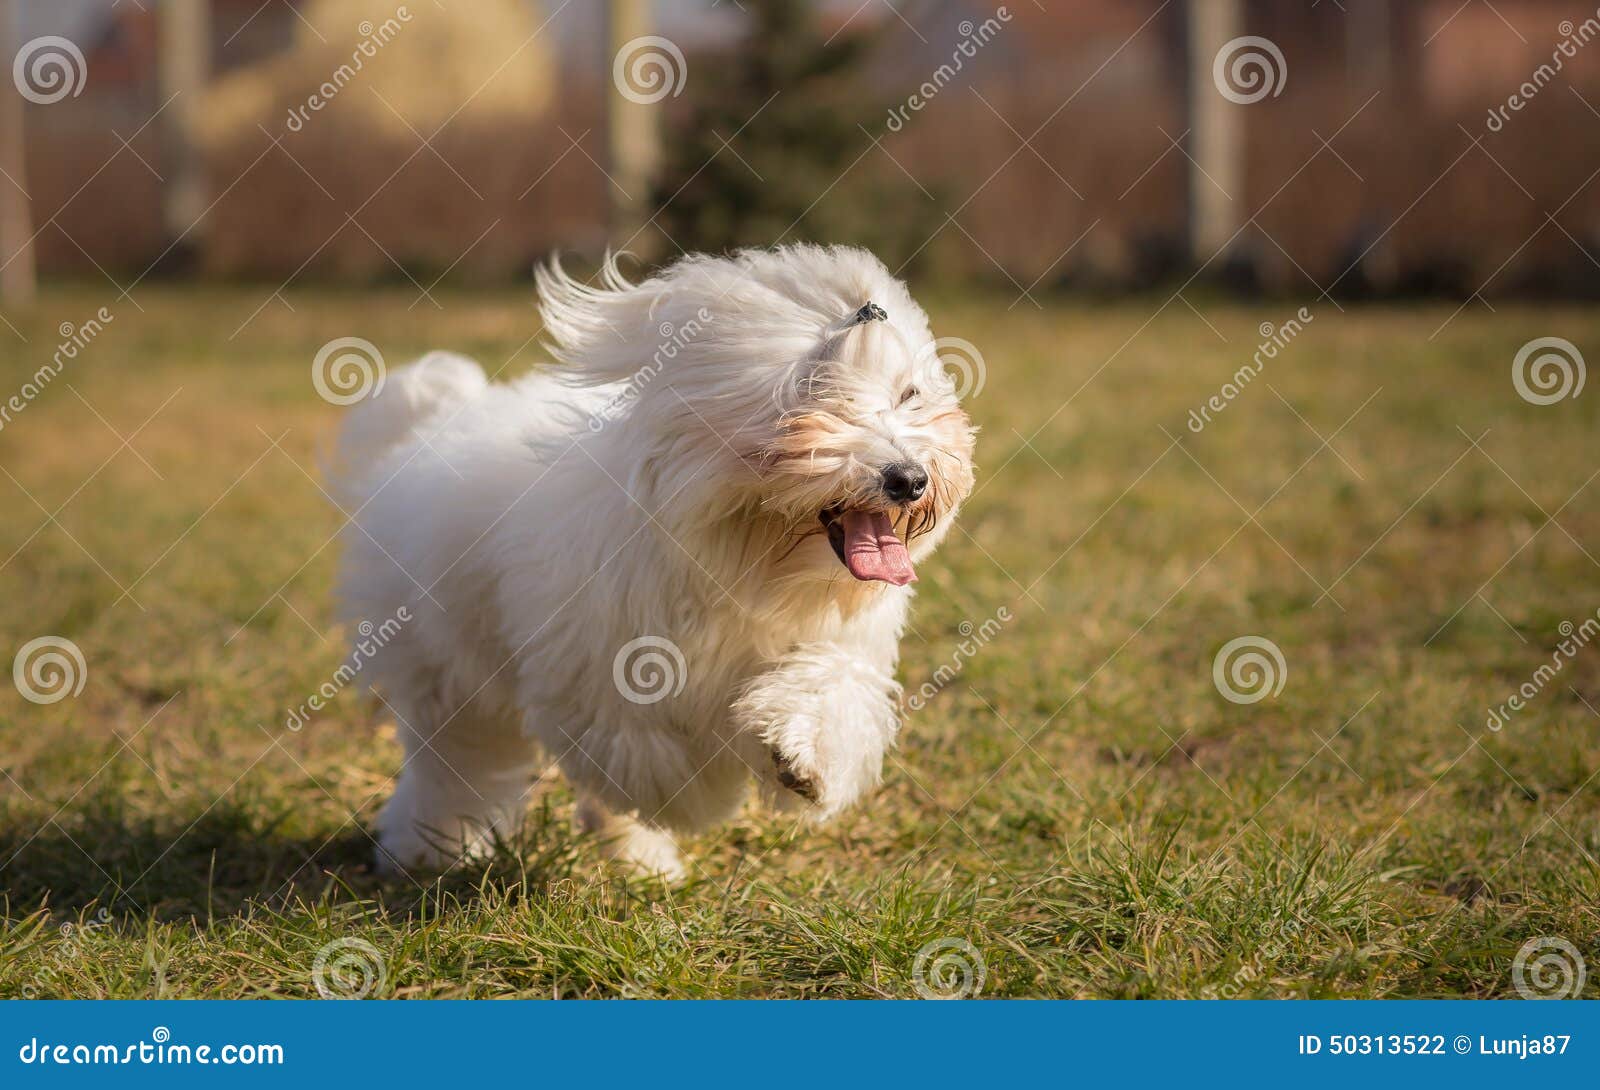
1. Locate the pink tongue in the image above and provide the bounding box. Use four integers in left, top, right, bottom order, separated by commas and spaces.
840, 510, 917, 585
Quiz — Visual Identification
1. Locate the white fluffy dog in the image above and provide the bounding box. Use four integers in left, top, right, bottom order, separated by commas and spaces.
332, 245, 976, 880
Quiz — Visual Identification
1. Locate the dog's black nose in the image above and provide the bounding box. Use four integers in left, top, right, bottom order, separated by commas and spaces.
881, 462, 929, 503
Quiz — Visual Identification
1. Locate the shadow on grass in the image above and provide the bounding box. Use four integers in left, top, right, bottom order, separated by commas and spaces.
0, 797, 586, 923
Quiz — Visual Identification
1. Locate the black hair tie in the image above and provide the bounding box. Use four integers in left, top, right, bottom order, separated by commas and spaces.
852, 301, 888, 324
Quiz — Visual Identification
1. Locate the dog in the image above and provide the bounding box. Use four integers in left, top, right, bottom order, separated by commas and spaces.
332, 245, 976, 880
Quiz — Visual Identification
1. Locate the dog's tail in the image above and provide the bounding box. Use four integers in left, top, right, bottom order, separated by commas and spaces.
330, 351, 487, 506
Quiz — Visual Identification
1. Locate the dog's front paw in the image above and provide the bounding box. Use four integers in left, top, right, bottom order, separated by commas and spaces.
771, 746, 818, 802
733, 650, 900, 820
758, 717, 866, 818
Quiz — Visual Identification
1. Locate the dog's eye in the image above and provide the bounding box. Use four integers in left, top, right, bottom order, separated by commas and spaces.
898, 385, 918, 406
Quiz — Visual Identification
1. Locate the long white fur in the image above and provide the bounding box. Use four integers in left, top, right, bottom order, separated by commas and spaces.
332, 245, 975, 880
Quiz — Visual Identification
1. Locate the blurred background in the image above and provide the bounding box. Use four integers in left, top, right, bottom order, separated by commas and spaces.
6, 0, 1600, 302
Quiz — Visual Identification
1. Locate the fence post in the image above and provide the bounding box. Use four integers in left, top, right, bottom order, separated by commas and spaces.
160, 0, 210, 261
605, 0, 662, 257
1185, 0, 1244, 267
1, 0, 37, 307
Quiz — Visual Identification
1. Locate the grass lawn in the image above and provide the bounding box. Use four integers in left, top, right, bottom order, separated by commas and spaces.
0, 282, 1597, 999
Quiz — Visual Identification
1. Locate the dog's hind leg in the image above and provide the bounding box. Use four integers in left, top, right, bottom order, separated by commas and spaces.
374, 692, 541, 875
574, 795, 686, 883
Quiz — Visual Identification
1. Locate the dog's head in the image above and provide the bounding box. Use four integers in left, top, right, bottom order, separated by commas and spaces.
538, 245, 976, 589
758, 303, 975, 586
